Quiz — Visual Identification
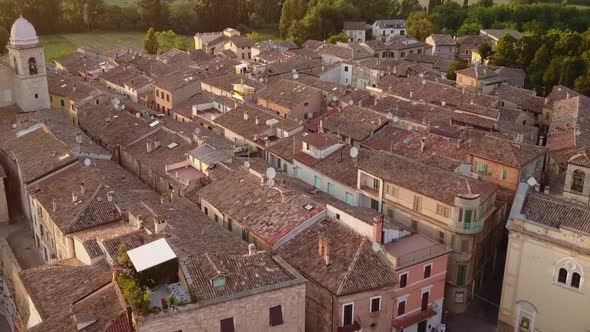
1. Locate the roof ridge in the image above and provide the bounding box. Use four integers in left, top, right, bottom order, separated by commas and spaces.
66, 183, 106, 232
336, 237, 365, 295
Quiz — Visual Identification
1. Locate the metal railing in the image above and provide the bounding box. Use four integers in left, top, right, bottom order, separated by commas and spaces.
453, 220, 484, 234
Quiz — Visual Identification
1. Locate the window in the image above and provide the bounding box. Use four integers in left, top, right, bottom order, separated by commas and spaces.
421, 291, 429, 311
557, 268, 568, 284
370, 296, 381, 313
295, 166, 302, 178
345, 192, 353, 205
370, 199, 379, 211
457, 264, 467, 286
61, 100, 65, 107
417, 49, 422, 54
228, 219, 233, 232
571, 272, 581, 289
436, 204, 450, 218
399, 273, 408, 288
372, 178, 380, 191
438, 231, 445, 245
572, 170, 585, 193
220, 317, 235, 332
204, 207, 209, 215
314, 176, 321, 188
385, 184, 399, 197
413, 195, 422, 212
269, 305, 284, 326
28, 57, 38, 75
501, 169, 507, 180
520, 317, 530, 330
342, 303, 354, 326
535, 159, 542, 171
212, 277, 226, 288
214, 214, 219, 222
166, 94, 170, 102
464, 209, 473, 223
327, 182, 335, 195
411, 219, 417, 231
397, 300, 406, 316
424, 264, 432, 279
35, 93, 38, 99
344, 66, 349, 72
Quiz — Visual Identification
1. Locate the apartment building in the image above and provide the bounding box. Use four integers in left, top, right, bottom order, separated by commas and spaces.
343, 21, 367, 42
372, 20, 406, 42
153, 70, 205, 115
356, 151, 505, 313
256, 79, 323, 120
425, 34, 456, 61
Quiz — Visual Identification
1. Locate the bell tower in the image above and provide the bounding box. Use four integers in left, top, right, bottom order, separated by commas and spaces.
6, 16, 50, 112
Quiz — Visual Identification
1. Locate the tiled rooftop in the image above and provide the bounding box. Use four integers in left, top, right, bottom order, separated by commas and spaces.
521, 190, 590, 235
278, 218, 397, 295
469, 135, 545, 167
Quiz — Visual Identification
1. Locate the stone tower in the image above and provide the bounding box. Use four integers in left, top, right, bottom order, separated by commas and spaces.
6, 16, 50, 112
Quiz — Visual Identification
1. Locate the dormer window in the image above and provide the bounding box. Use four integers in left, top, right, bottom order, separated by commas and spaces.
212, 276, 226, 288
572, 170, 585, 193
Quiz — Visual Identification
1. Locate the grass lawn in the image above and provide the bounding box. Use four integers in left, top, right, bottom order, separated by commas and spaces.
40, 31, 194, 61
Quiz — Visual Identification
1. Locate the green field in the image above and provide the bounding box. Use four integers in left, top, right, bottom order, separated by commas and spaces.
40, 32, 194, 61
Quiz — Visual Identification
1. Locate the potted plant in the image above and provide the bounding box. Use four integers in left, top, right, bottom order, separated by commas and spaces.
161, 297, 168, 311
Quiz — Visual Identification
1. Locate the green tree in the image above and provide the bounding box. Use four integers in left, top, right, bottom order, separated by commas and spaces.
0, 26, 8, 54
428, 0, 442, 14
476, 0, 493, 7
407, 11, 436, 40
156, 30, 188, 52
555, 30, 584, 57
447, 57, 468, 80
399, 0, 423, 18
477, 42, 493, 61
430, 2, 467, 33
457, 21, 482, 36
144, 27, 159, 54
492, 34, 518, 67
138, 0, 169, 29
543, 57, 562, 86
169, 0, 197, 35
280, 0, 306, 39
559, 56, 585, 87
327, 32, 349, 44
246, 32, 264, 42
574, 75, 590, 96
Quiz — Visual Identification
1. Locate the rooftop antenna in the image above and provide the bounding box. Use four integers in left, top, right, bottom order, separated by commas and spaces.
350, 147, 359, 166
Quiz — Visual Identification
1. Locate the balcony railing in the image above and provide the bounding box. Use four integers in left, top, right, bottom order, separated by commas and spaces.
360, 184, 380, 197
453, 220, 484, 234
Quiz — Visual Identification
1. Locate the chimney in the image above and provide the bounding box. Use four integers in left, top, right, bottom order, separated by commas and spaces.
420, 137, 426, 152
154, 140, 161, 150
72, 191, 78, 203
358, 100, 363, 108
566, 92, 570, 99
52, 199, 57, 212
539, 136, 545, 146
248, 243, 256, 255
192, 105, 198, 116
155, 216, 167, 234
146, 139, 154, 153
75, 132, 83, 144
544, 186, 550, 194
409, 91, 413, 99
80, 182, 85, 194
374, 97, 379, 106
73, 84, 77, 93
244, 111, 249, 121
319, 119, 324, 133
137, 215, 143, 229
107, 191, 113, 202
535, 184, 541, 192
441, 101, 446, 106
255, 116, 260, 125
373, 215, 383, 244
318, 234, 330, 266
456, 138, 461, 149
160, 193, 167, 205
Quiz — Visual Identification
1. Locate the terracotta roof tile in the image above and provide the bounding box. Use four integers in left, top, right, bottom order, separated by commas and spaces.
469, 135, 545, 167
521, 191, 590, 234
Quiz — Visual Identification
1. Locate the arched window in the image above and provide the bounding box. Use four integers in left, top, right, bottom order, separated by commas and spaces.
572, 272, 581, 289
28, 57, 38, 75
572, 170, 585, 193
558, 268, 568, 284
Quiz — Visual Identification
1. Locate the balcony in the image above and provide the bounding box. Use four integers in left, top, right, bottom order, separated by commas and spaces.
453, 220, 484, 234
360, 184, 380, 197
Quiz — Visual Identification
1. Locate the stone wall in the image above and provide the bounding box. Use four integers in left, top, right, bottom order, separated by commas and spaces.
136, 282, 306, 332
0, 239, 24, 331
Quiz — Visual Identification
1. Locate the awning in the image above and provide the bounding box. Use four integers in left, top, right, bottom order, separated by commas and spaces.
127, 238, 176, 272
392, 308, 437, 330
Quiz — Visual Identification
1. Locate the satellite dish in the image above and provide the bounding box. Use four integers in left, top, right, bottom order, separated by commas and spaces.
244, 161, 250, 169
527, 177, 538, 187
348, 99, 353, 106
380, 71, 385, 77
11, 123, 17, 129
291, 68, 297, 74
408, 126, 413, 131
386, 112, 393, 119
112, 98, 120, 106
293, 73, 299, 80
259, 77, 264, 83
84, 158, 92, 166
392, 116, 399, 123
332, 96, 338, 102
267, 178, 275, 187
135, 112, 141, 118
372, 242, 381, 252
576, 129, 582, 136
266, 167, 276, 179
421, 80, 426, 85
121, 105, 126, 111
350, 147, 359, 158
194, 128, 201, 136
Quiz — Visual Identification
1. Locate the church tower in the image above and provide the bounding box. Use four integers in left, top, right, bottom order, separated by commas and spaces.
6, 16, 50, 112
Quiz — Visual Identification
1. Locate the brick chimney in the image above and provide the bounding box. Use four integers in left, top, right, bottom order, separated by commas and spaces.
248, 243, 256, 255
72, 191, 78, 203
107, 191, 114, 202
52, 199, 57, 212
373, 215, 383, 244
146, 139, 154, 153
318, 234, 330, 266
75, 132, 83, 144
420, 137, 426, 152
80, 182, 85, 194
